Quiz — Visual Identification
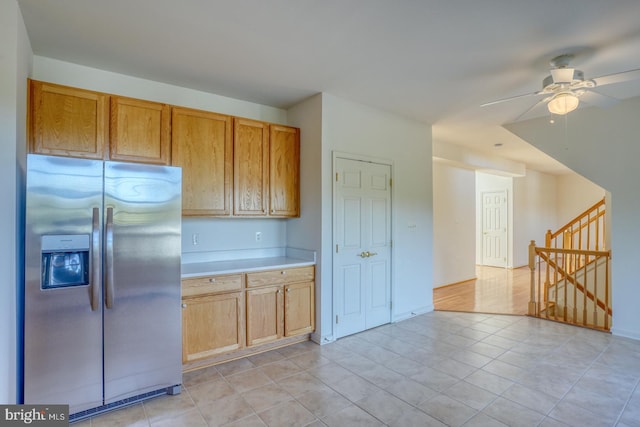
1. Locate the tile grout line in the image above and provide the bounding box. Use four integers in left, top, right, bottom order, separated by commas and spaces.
613, 375, 640, 427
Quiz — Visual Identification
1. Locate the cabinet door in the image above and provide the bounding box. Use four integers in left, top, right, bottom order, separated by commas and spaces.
172, 107, 233, 216
269, 125, 300, 217
234, 118, 269, 216
246, 286, 283, 346
182, 292, 244, 363
29, 80, 108, 159
284, 281, 315, 337
110, 96, 170, 164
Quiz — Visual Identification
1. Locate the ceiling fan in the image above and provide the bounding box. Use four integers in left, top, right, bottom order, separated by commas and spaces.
482, 54, 640, 117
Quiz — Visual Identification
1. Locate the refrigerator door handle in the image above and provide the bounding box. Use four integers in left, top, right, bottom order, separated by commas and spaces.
90, 207, 100, 311
105, 206, 115, 309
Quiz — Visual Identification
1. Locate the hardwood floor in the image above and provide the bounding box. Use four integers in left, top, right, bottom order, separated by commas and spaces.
433, 265, 530, 315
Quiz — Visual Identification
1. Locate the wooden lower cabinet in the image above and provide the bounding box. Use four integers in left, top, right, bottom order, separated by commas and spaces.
182, 265, 315, 366
246, 266, 315, 347
246, 286, 283, 347
284, 281, 315, 336
182, 291, 244, 363
245, 282, 315, 347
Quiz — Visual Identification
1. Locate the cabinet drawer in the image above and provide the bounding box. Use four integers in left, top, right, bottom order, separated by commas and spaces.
182, 274, 243, 297
246, 266, 314, 288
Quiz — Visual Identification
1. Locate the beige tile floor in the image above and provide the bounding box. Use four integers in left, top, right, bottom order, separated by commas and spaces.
74, 311, 640, 426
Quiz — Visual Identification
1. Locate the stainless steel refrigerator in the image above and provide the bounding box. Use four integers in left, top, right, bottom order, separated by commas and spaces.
24, 154, 182, 419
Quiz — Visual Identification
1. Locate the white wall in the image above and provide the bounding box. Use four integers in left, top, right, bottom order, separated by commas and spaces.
0, 0, 31, 404
32, 57, 287, 124
512, 170, 557, 266
287, 94, 324, 341
432, 161, 476, 287
506, 97, 640, 339
182, 218, 287, 255
556, 173, 605, 226
321, 94, 433, 333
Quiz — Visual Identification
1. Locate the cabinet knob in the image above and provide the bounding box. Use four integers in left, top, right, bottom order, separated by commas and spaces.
277, 289, 282, 294
281, 271, 286, 275
209, 278, 216, 283
286, 288, 291, 293
181, 303, 187, 308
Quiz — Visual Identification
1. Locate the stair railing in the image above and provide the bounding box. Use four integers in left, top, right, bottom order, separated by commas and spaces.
545, 197, 606, 273
528, 241, 611, 331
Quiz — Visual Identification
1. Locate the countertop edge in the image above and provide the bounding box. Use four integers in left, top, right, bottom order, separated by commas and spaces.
181, 257, 315, 278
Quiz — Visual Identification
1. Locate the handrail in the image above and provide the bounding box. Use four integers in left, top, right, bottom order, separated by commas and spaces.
545, 197, 606, 264
534, 247, 608, 257
547, 198, 605, 242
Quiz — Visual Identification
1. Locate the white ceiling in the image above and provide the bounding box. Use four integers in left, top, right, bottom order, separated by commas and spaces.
17, 0, 640, 175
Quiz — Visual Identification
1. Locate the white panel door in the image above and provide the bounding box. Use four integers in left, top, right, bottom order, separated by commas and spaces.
481, 190, 507, 267
334, 158, 391, 338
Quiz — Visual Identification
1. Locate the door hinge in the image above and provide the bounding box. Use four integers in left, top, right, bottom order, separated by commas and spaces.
336, 244, 339, 253
389, 301, 392, 310
336, 172, 339, 182
336, 315, 339, 324
389, 178, 392, 187
390, 240, 393, 248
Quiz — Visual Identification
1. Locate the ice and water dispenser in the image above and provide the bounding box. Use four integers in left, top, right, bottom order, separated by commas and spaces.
41, 235, 90, 289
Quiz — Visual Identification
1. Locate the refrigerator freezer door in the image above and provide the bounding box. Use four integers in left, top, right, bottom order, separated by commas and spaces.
24, 155, 104, 413
103, 161, 182, 403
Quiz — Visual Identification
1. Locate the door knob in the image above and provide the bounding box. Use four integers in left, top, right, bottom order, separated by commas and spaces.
369, 252, 378, 257
358, 251, 370, 258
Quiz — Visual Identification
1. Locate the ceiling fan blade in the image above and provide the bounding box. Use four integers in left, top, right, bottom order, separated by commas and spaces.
480, 91, 541, 107
579, 90, 619, 108
513, 97, 548, 122
592, 68, 640, 87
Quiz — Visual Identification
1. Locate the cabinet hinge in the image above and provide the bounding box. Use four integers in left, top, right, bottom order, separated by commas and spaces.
336, 244, 339, 253
336, 315, 339, 324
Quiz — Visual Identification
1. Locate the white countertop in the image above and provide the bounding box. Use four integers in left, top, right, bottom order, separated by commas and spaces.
181, 256, 315, 278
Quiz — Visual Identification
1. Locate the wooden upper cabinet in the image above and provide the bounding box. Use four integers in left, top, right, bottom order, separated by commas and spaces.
171, 107, 233, 216
29, 80, 108, 159
110, 96, 170, 165
233, 118, 269, 216
269, 125, 300, 217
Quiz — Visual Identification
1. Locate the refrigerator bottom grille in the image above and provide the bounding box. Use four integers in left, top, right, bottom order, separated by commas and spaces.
69, 384, 182, 423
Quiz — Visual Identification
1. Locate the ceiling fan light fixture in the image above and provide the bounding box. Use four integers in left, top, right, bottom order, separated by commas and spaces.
547, 92, 579, 115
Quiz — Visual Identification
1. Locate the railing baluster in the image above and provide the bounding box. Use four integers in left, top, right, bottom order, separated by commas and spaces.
538, 257, 543, 317
573, 251, 578, 324
586, 212, 591, 264
528, 241, 537, 316
563, 251, 569, 322
592, 254, 598, 328
605, 257, 610, 330
546, 247, 558, 319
